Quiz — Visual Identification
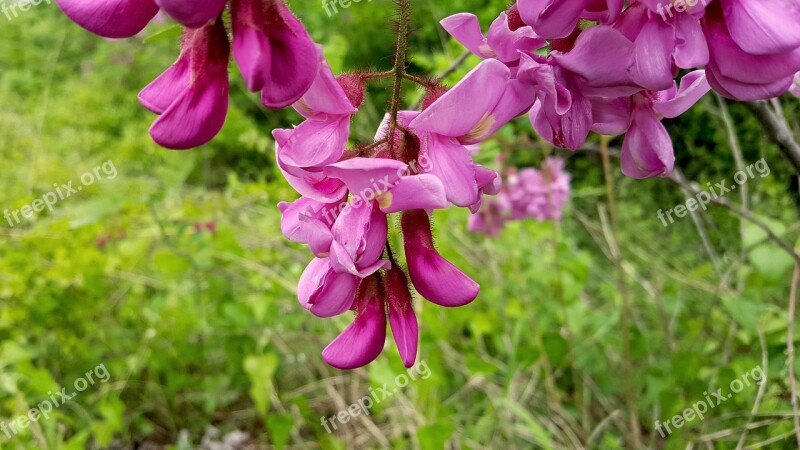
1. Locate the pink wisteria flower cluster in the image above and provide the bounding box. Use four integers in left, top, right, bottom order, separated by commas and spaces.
469, 158, 571, 236
55, 0, 800, 369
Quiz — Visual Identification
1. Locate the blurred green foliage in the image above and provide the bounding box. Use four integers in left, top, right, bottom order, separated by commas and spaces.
1, 2, 800, 449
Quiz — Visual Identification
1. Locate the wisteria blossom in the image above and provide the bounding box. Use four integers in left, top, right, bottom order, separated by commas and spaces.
54, 0, 800, 370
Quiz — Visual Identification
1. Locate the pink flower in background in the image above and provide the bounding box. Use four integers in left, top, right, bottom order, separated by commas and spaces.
468, 158, 572, 236
232, 0, 320, 108
155, 0, 226, 28
506, 157, 571, 221
138, 19, 230, 150
55, 0, 159, 38
467, 196, 508, 236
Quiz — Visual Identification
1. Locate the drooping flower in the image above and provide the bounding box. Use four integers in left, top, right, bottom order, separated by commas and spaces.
297, 200, 390, 318
55, 0, 159, 38
322, 266, 419, 369
138, 19, 230, 150
231, 0, 319, 108
155, 0, 227, 28
620, 70, 710, 178
506, 158, 571, 221
402, 210, 480, 307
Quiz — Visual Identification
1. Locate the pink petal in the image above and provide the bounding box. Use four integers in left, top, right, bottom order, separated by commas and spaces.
379, 174, 449, 214
723, 0, 800, 55
324, 158, 407, 197
298, 258, 359, 318
421, 134, 478, 207
278, 116, 350, 168
517, 0, 588, 39
409, 59, 510, 138
654, 70, 710, 118
155, 0, 225, 28
385, 267, 418, 368
55, 0, 158, 38
322, 276, 387, 369
401, 210, 479, 307
440, 13, 493, 59
621, 104, 674, 179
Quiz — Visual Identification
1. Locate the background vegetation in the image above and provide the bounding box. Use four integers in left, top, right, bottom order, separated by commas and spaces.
1, 1, 799, 448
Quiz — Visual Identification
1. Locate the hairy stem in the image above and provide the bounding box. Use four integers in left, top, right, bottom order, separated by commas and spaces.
387, 0, 411, 150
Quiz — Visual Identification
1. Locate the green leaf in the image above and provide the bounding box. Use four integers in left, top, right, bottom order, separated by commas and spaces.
143, 25, 184, 44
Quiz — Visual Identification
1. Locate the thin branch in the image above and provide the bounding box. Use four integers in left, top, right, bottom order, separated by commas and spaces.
743, 100, 800, 174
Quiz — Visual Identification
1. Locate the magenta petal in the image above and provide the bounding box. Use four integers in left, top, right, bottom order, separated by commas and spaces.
628, 18, 676, 92
707, 62, 796, 101
294, 52, 357, 117
324, 158, 407, 197
590, 97, 631, 136
410, 59, 510, 138
423, 134, 479, 207
654, 70, 710, 119
155, 0, 226, 28
56, 0, 158, 38
723, 0, 800, 55
139, 58, 190, 114
148, 73, 229, 149
673, 13, 709, 69
232, 0, 319, 107
385, 267, 418, 368
278, 197, 336, 257
552, 26, 636, 90
322, 276, 387, 370
379, 175, 448, 214
402, 210, 480, 307
486, 12, 546, 62
279, 116, 350, 168
440, 13, 493, 59
621, 104, 674, 179
517, 0, 588, 39
299, 258, 359, 318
